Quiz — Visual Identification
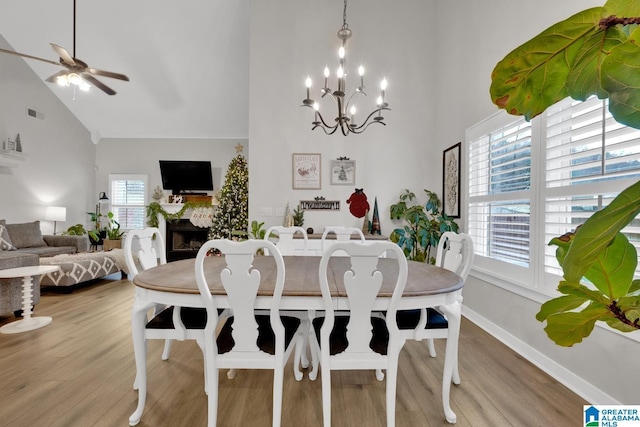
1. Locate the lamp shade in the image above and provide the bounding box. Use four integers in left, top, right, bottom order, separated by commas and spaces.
45, 206, 67, 222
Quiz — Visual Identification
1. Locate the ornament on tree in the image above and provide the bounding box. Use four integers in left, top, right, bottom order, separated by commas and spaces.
346, 188, 370, 218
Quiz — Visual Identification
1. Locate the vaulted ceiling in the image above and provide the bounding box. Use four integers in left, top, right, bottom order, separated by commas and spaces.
0, 0, 249, 141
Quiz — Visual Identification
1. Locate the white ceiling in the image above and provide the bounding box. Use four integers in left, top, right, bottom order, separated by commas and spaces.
0, 0, 249, 141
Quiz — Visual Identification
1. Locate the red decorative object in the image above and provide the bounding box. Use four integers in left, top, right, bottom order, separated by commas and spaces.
346, 188, 370, 218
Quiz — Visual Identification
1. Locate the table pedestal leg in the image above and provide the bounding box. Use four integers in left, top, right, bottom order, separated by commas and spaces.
0, 275, 52, 334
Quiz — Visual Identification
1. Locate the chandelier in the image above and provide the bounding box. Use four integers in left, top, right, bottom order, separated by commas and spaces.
302, 0, 390, 136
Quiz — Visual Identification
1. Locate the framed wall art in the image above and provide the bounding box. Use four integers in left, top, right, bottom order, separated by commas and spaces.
292, 153, 321, 189
442, 142, 461, 218
330, 159, 356, 185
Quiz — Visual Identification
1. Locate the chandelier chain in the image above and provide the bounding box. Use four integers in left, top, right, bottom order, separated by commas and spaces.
342, 0, 349, 30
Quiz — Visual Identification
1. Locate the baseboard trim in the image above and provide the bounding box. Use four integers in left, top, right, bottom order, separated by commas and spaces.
462, 306, 620, 405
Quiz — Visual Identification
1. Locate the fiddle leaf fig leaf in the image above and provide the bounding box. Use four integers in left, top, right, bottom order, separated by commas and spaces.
558, 281, 611, 305
582, 233, 637, 298
544, 305, 611, 346
536, 294, 588, 322
563, 179, 640, 283
617, 295, 640, 325
602, 0, 640, 17
566, 26, 626, 100
629, 279, 640, 295
602, 27, 640, 129
490, 8, 603, 121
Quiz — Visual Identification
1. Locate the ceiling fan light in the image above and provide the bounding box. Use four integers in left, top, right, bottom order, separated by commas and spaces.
56, 74, 70, 87
79, 80, 91, 91
68, 73, 82, 86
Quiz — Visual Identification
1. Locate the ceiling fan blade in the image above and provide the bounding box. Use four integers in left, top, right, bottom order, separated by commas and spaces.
45, 70, 69, 83
83, 74, 116, 95
87, 68, 129, 81
0, 47, 60, 66
50, 43, 76, 66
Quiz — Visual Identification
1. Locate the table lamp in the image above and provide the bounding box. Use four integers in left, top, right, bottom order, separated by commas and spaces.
45, 206, 67, 235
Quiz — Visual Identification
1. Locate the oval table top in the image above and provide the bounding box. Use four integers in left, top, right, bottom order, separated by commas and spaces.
133, 255, 463, 298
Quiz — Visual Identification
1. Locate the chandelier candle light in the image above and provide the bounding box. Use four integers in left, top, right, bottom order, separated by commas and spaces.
302, 0, 390, 136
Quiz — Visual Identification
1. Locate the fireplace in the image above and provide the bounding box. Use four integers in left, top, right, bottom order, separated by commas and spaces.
165, 219, 209, 261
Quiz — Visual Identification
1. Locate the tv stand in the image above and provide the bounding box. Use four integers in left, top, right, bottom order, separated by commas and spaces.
180, 192, 207, 196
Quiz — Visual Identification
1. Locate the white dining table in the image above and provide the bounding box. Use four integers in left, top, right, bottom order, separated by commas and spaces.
130, 255, 463, 425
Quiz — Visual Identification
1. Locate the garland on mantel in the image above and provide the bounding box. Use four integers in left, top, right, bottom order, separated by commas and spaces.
146, 201, 213, 228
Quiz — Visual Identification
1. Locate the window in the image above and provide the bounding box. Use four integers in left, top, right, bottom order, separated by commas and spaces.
467, 97, 640, 294
109, 174, 148, 230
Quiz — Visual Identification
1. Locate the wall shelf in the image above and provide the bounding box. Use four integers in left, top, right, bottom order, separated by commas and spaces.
0, 150, 27, 168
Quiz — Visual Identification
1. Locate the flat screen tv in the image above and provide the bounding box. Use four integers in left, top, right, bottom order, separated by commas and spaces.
159, 160, 214, 195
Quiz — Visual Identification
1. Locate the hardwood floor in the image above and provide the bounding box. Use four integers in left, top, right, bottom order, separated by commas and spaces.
0, 278, 587, 426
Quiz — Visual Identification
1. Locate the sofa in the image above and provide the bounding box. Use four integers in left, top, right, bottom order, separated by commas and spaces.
0, 220, 88, 316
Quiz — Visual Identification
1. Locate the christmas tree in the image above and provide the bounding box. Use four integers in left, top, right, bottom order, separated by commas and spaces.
208, 154, 248, 240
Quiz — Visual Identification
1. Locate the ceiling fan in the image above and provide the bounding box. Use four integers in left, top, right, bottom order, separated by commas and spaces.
0, 0, 129, 95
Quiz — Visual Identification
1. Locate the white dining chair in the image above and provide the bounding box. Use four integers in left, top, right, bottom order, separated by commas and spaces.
195, 239, 305, 427
320, 226, 365, 256
124, 228, 218, 395
396, 231, 474, 384
264, 225, 308, 255
310, 240, 408, 427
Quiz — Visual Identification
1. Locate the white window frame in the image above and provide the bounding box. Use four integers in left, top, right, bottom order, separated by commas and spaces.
466, 97, 640, 300
108, 174, 148, 231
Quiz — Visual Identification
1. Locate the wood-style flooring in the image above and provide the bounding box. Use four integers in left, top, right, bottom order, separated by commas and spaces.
0, 277, 587, 426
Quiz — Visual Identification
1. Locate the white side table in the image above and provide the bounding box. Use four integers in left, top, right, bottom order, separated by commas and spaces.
0, 265, 59, 334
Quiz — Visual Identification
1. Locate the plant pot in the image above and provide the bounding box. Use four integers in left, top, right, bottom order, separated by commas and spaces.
103, 239, 122, 251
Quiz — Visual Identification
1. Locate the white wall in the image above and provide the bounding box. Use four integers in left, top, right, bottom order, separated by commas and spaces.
0, 35, 95, 233
434, 0, 638, 404
249, 0, 438, 235
95, 138, 248, 203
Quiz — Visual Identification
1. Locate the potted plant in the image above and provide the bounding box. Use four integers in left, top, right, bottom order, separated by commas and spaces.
490, 0, 640, 345
102, 211, 124, 251
389, 189, 458, 263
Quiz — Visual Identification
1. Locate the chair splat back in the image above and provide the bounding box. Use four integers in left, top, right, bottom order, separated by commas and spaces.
264, 226, 308, 256
435, 232, 474, 281
124, 228, 166, 277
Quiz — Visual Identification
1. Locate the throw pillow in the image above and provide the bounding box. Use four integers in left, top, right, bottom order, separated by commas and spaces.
0, 222, 17, 251
5, 220, 47, 248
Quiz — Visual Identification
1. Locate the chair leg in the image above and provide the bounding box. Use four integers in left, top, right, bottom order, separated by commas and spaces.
308, 336, 320, 381
427, 338, 437, 358
440, 301, 461, 424
161, 339, 173, 361
272, 366, 284, 426
293, 331, 304, 381
385, 359, 399, 427
321, 367, 331, 427
204, 338, 219, 427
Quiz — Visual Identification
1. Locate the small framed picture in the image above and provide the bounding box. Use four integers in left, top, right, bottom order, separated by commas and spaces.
443, 142, 461, 218
330, 159, 356, 185
4, 140, 16, 151
292, 153, 321, 189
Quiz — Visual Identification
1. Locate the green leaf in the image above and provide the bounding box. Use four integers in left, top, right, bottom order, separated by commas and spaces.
536, 294, 588, 322
602, 27, 640, 129
617, 295, 640, 323
565, 26, 626, 100
490, 8, 603, 121
629, 279, 640, 295
602, 0, 640, 17
558, 281, 611, 305
563, 179, 640, 284
582, 233, 636, 298
544, 306, 611, 346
